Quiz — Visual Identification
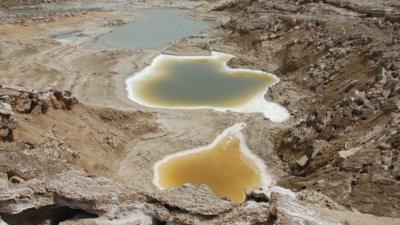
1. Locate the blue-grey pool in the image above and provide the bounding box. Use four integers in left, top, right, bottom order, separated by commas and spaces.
89, 8, 212, 50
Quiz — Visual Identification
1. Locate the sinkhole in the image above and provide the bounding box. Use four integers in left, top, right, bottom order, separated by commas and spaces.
126, 52, 289, 122
89, 8, 212, 50
153, 123, 272, 203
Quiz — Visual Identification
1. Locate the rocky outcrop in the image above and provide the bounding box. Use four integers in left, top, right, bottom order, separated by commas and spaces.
0, 169, 347, 225
271, 192, 340, 225
149, 184, 234, 216
0, 85, 77, 113
322, 0, 400, 22
216, 0, 400, 217
0, 85, 80, 186
0, 102, 16, 141
0, 85, 77, 142
0, 170, 145, 217
0, 139, 78, 182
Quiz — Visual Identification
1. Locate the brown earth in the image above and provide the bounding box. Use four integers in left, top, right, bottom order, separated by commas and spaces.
205, 0, 400, 217
0, 0, 399, 224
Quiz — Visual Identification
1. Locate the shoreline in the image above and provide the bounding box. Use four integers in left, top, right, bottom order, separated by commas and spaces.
125, 51, 290, 122
152, 122, 274, 193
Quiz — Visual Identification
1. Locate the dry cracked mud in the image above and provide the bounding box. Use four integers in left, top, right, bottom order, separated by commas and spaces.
0, 0, 399, 224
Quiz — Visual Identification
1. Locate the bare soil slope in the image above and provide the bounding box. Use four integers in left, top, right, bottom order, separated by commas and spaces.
209, 0, 400, 217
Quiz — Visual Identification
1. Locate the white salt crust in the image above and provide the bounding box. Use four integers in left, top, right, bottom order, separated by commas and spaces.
152, 123, 274, 191
125, 51, 290, 122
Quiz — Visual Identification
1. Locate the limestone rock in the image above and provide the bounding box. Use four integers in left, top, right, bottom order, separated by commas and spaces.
312, 139, 330, 158
296, 155, 309, 167
0, 85, 77, 115
150, 184, 234, 216
271, 192, 341, 225
338, 147, 362, 159
0, 170, 144, 217
0, 101, 16, 141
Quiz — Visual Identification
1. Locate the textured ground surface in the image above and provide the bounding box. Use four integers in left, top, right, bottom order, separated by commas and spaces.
0, 0, 399, 224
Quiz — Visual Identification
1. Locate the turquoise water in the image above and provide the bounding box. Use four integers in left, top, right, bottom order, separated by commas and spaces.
89, 8, 212, 50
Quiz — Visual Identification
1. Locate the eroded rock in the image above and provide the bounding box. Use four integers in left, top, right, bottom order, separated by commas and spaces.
0, 102, 16, 141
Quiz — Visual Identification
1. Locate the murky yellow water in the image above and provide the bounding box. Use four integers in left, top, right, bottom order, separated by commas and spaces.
156, 131, 261, 203
128, 53, 275, 108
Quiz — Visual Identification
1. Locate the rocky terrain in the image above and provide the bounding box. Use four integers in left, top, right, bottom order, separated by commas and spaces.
0, 1, 67, 8
0, 85, 370, 225
0, 0, 399, 224
206, 0, 400, 217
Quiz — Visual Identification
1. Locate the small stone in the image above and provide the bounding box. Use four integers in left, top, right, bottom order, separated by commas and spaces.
389, 134, 400, 148
15, 97, 33, 113
343, 80, 359, 93
371, 173, 395, 185
50, 96, 62, 109
378, 143, 392, 150
390, 80, 400, 97
383, 99, 399, 113
338, 147, 362, 159
312, 139, 329, 158
390, 114, 400, 126
377, 68, 388, 84
0, 129, 10, 138
296, 155, 309, 167
0, 102, 13, 115
0, 101, 17, 141
382, 89, 391, 98
394, 23, 400, 31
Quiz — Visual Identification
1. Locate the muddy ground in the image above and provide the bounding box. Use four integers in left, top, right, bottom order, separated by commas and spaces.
0, 0, 399, 224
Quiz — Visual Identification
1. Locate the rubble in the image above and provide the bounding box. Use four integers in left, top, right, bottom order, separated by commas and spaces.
219, 0, 400, 217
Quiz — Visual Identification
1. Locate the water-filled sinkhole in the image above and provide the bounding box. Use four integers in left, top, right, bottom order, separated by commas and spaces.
153, 123, 272, 203
126, 52, 289, 122
90, 8, 212, 50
